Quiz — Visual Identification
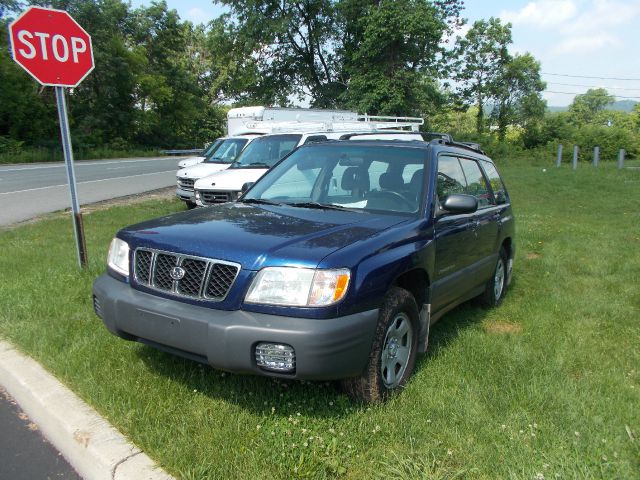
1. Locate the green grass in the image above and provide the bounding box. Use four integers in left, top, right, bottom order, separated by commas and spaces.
1, 160, 639, 479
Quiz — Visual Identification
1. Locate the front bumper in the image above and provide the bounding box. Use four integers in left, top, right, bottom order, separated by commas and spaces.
175, 187, 195, 203
93, 274, 379, 380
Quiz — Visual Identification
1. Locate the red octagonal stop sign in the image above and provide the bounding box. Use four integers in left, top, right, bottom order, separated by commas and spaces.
9, 6, 94, 88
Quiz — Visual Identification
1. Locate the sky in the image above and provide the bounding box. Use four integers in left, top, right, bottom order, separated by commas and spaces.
131, 0, 640, 107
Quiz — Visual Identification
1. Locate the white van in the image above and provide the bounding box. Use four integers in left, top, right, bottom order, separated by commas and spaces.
178, 139, 223, 169
176, 107, 368, 208
193, 130, 424, 206
176, 134, 260, 208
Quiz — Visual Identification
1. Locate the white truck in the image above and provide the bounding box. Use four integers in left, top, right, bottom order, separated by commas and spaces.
176, 107, 367, 208
178, 139, 223, 169
176, 107, 360, 170
194, 125, 425, 207
176, 134, 260, 208
177, 107, 424, 208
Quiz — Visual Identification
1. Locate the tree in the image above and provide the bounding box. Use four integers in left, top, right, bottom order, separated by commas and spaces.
214, 0, 341, 107
453, 17, 512, 133
568, 88, 615, 125
491, 53, 546, 141
339, 0, 462, 116
0, 19, 58, 147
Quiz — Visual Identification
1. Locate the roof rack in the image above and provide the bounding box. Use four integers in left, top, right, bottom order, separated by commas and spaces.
233, 115, 424, 135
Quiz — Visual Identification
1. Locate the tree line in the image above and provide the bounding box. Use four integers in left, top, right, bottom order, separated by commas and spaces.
0, 0, 638, 160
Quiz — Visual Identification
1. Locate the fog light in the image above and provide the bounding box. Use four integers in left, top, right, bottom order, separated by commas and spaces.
255, 343, 295, 373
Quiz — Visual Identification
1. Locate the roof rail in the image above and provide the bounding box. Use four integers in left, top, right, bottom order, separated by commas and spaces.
428, 137, 485, 155
338, 131, 424, 140
421, 132, 453, 142
335, 130, 485, 153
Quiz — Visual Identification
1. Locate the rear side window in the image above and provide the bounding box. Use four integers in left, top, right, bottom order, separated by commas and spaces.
481, 161, 507, 204
458, 158, 492, 208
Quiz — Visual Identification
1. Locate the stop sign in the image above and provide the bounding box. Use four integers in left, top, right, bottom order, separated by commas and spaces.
9, 6, 94, 88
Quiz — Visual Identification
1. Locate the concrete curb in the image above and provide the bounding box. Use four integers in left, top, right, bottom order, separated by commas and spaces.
0, 340, 174, 480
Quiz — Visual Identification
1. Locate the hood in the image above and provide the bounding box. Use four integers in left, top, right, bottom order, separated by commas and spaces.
119, 202, 408, 271
178, 156, 205, 168
177, 162, 232, 180
193, 168, 268, 190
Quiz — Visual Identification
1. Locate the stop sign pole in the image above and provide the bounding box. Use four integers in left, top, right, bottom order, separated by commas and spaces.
54, 87, 87, 267
9, 6, 95, 268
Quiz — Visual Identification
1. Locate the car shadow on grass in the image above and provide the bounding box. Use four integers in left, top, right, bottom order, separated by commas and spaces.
133, 298, 494, 417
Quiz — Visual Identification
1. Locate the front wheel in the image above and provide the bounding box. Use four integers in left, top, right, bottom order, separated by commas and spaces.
341, 286, 419, 403
185, 201, 197, 210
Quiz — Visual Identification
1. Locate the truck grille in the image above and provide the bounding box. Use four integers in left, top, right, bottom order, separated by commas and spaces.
177, 178, 195, 191
199, 190, 234, 205
133, 248, 240, 301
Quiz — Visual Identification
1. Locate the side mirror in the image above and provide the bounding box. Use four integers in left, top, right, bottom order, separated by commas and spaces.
441, 194, 478, 215
241, 182, 254, 194
495, 191, 506, 205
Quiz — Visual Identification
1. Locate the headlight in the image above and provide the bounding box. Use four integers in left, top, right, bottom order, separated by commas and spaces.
195, 190, 201, 200
245, 267, 350, 307
107, 237, 130, 277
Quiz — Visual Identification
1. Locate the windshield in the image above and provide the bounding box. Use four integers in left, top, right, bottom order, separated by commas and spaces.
231, 134, 301, 169
202, 139, 222, 157
244, 144, 428, 214
203, 138, 248, 164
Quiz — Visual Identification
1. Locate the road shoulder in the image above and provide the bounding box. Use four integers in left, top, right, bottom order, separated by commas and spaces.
0, 340, 174, 480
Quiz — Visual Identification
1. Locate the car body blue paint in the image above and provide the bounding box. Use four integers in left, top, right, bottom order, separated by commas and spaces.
96, 139, 515, 380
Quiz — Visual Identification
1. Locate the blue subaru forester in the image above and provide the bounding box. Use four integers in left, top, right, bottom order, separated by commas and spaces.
93, 135, 515, 403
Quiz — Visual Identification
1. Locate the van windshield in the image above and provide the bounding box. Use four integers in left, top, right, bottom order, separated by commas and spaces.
230, 134, 302, 169
201, 139, 222, 158
203, 138, 248, 164
244, 143, 428, 214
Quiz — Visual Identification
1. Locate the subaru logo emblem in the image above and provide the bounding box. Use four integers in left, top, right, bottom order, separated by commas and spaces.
170, 266, 186, 280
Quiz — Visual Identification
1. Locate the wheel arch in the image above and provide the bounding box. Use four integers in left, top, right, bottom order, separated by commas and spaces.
392, 268, 431, 352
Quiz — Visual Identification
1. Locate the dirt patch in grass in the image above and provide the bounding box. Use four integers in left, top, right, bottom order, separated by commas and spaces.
526, 252, 541, 260
483, 321, 523, 335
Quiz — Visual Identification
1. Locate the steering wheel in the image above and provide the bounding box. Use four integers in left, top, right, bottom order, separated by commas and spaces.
366, 190, 415, 211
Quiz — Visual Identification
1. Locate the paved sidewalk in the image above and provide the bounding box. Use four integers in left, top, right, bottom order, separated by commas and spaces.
0, 340, 175, 480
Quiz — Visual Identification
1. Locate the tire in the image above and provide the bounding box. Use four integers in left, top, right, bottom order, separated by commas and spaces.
479, 247, 508, 308
341, 286, 419, 403
185, 201, 197, 210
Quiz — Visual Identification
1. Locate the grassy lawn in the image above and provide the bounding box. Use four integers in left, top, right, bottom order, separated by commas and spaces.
0, 160, 638, 479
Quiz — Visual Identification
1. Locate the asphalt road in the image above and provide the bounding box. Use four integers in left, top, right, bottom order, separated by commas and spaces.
0, 156, 183, 226
0, 388, 80, 480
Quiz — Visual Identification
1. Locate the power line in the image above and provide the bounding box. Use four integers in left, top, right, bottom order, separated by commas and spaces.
542, 72, 640, 81
547, 82, 640, 92
544, 90, 640, 100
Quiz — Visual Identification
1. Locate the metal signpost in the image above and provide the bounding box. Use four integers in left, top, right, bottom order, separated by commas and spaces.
8, 7, 95, 268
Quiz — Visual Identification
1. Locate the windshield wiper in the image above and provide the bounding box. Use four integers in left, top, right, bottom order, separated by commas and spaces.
240, 198, 282, 206
237, 161, 269, 168
205, 156, 229, 163
286, 201, 353, 211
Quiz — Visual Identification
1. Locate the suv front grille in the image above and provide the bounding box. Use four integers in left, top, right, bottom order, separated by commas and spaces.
199, 190, 234, 205
177, 178, 195, 191
133, 248, 240, 301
